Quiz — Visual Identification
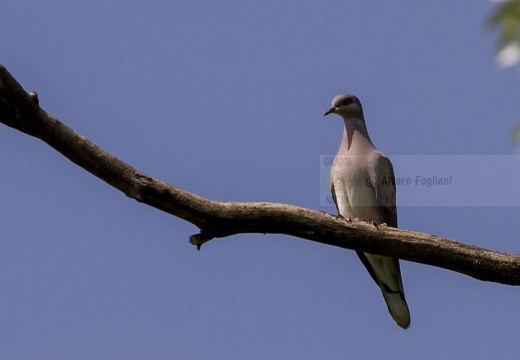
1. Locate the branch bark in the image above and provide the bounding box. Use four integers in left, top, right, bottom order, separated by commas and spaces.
1, 64, 519, 285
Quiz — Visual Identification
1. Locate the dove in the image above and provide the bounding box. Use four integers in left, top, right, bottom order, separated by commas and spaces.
324, 94, 410, 329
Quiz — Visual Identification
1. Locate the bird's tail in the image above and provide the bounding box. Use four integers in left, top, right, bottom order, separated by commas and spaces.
381, 287, 410, 329
356, 252, 411, 329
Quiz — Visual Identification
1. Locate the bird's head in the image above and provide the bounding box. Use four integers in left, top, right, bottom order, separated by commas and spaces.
324, 94, 363, 118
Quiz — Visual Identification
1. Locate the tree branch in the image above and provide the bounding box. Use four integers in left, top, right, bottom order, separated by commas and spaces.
1, 64, 519, 285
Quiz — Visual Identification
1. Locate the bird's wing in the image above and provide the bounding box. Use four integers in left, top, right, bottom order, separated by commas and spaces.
374, 153, 397, 228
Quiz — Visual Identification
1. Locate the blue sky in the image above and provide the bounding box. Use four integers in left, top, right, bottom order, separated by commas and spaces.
1, 1, 520, 359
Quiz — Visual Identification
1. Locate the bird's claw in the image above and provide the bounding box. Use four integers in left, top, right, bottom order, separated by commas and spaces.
335, 214, 353, 223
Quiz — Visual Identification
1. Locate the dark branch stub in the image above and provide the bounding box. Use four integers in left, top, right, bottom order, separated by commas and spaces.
189, 232, 215, 251
28, 92, 39, 105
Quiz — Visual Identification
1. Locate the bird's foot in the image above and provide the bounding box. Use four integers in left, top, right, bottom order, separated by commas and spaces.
336, 214, 353, 223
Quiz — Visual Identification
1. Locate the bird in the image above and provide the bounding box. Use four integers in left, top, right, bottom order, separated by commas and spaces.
324, 94, 410, 329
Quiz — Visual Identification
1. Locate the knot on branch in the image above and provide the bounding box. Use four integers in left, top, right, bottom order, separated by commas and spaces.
28, 92, 39, 105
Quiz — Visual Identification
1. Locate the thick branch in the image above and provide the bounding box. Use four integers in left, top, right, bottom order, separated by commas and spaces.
1, 64, 519, 285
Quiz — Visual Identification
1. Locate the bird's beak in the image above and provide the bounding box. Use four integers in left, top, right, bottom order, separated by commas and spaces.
324, 106, 337, 116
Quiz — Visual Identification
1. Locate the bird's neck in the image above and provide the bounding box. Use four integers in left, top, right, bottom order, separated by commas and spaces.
340, 117, 375, 152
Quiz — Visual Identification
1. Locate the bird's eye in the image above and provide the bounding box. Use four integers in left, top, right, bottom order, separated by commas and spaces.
342, 98, 352, 106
